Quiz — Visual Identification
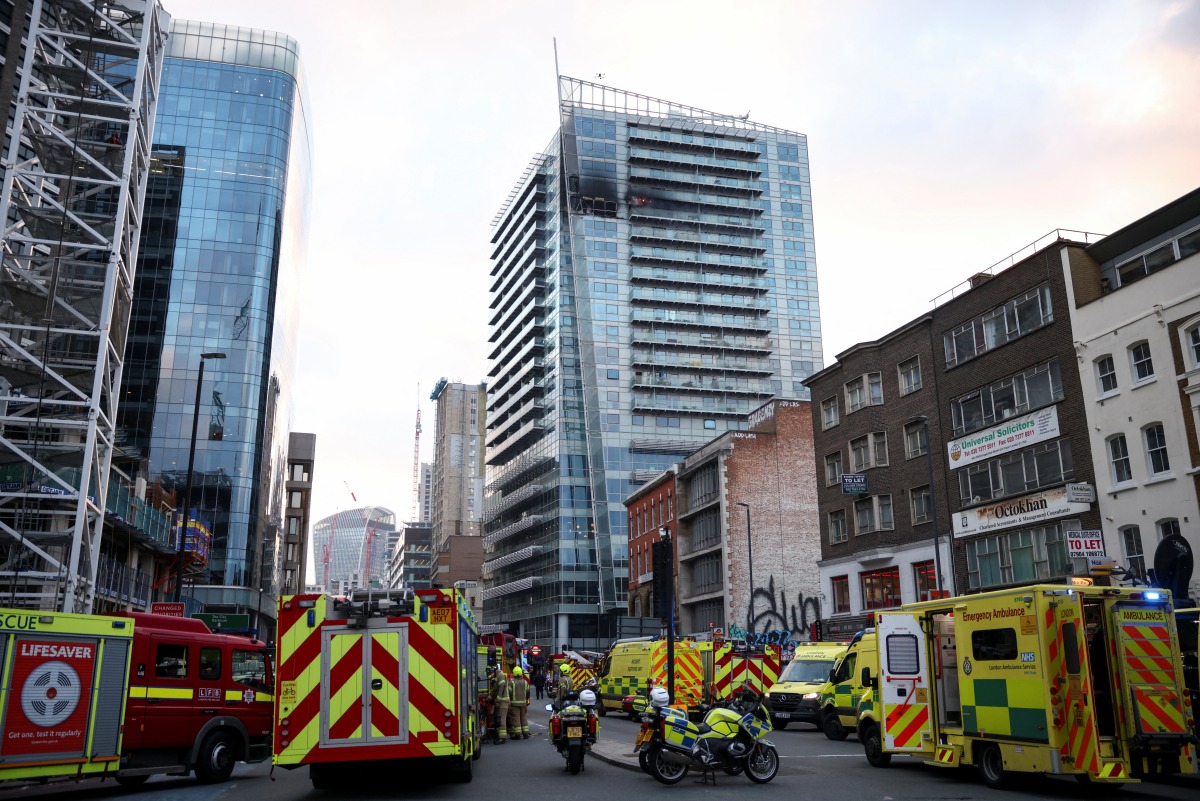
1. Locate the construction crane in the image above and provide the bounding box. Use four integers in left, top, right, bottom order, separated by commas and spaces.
411, 385, 422, 521
321, 482, 359, 592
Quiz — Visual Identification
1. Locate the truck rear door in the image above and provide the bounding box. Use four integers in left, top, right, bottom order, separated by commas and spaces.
877, 612, 934, 756
320, 625, 408, 747
1113, 602, 1189, 738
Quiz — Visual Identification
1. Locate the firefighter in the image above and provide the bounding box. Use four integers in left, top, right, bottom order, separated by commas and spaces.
484, 665, 500, 743
509, 667, 531, 739
494, 669, 513, 743
551, 662, 574, 706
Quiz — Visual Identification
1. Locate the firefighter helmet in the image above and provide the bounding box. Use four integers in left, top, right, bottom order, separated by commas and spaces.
513, 667, 524, 677
560, 663, 571, 674
650, 687, 670, 708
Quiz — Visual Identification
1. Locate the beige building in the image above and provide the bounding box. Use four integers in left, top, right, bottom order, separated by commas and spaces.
430, 380, 486, 585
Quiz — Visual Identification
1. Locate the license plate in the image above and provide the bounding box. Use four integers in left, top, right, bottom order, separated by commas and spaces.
430, 607, 451, 624
567, 726, 583, 738
775, 712, 790, 719
635, 730, 650, 747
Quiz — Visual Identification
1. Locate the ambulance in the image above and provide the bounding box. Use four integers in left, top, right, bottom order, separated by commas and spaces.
273, 588, 480, 788
854, 585, 1198, 788
764, 642, 846, 729
0, 607, 273, 787
816, 629, 877, 740
595, 638, 705, 715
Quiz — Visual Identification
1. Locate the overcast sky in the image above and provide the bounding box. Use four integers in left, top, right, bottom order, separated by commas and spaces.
166, 0, 1200, 579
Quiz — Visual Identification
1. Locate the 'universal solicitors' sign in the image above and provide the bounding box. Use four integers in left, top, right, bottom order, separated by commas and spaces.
947, 406, 1060, 469
953, 484, 1090, 538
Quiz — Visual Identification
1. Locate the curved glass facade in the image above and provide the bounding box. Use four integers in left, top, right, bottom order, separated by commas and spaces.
117, 21, 311, 618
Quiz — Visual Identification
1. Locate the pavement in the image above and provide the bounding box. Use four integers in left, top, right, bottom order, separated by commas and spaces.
588, 736, 641, 772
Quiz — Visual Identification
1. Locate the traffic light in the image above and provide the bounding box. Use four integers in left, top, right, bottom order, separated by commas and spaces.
652, 539, 672, 621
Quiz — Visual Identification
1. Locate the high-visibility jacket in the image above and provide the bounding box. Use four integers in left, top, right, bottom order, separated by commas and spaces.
513, 677, 529, 705
495, 675, 512, 702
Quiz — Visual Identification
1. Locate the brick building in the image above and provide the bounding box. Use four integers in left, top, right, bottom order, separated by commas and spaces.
625, 469, 678, 619
806, 232, 1107, 632
669, 399, 820, 641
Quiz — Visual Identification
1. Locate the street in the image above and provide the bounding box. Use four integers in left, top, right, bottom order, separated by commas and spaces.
4, 707, 1198, 801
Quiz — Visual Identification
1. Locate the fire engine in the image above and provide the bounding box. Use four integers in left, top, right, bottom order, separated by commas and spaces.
856, 585, 1198, 787
273, 588, 480, 787
0, 607, 272, 786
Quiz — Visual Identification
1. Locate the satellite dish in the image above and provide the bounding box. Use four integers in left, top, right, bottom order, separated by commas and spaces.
1152, 534, 1194, 605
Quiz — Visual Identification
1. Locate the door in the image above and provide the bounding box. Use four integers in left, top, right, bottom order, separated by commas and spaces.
320, 625, 408, 747
877, 612, 934, 755
142, 637, 195, 749
1112, 604, 1188, 737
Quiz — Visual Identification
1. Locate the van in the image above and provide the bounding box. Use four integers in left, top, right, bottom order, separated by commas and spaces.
816, 629, 876, 740
764, 642, 846, 729
596, 638, 704, 714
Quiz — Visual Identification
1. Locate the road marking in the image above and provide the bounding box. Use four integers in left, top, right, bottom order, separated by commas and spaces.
778, 754, 862, 758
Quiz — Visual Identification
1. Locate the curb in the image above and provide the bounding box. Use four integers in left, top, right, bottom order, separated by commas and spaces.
590, 747, 642, 773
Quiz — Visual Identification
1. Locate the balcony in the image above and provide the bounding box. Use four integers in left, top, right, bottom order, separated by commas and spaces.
626, 127, 761, 159
487, 355, 545, 405
486, 396, 545, 446
629, 287, 767, 312
490, 280, 546, 328
631, 373, 774, 395
630, 308, 771, 334
631, 350, 772, 375
630, 266, 767, 292
632, 394, 761, 416
485, 416, 548, 466
630, 246, 768, 274
482, 544, 545, 575
488, 313, 545, 357
486, 379, 545, 428
481, 575, 543, 601
629, 226, 766, 255
97, 554, 152, 608
627, 146, 763, 178
630, 328, 774, 354
488, 335, 545, 380
629, 167, 763, 198
629, 210, 768, 236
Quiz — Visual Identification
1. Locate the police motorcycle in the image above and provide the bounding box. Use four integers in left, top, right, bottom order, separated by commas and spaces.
640, 687, 779, 785
546, 688, 599, 774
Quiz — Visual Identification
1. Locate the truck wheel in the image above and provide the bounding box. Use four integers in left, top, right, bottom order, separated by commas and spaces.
862, 723, 891, 768
977, 744, 1008, 789
452, 754, 473, 783
194, 731, 236, 784
115, 775, 149, 787
822, 710, 849, 741
598, 701, 607, 717
310, 763, 332, 790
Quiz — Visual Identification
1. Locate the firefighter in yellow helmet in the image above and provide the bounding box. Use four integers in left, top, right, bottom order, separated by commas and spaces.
493, 668, 513, 743
509, 667, 531, 739
551, 662, 574, 707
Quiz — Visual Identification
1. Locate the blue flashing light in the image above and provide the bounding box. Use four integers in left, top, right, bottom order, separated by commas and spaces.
1144, 591, 1162, 601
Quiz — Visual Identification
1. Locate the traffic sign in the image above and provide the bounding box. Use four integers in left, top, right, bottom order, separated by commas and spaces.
151, 602, 185, 617
193, 612, 249, 631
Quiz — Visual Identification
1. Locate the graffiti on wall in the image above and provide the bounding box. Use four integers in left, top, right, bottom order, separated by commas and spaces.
728, 576, 821, 649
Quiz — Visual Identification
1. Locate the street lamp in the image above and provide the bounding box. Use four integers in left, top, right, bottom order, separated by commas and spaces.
173, 352, 226, 603
736, 502, 754, 625
910, 416, 946, 597
658, 526, 675, 704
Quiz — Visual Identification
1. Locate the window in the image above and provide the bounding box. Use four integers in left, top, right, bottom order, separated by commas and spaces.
1121, 526, 1145, 578
860, 566, 901, 610
155, 643, 189, 679
868, 372, 883, 405
1108, 434, 1133, 484
1143, 423, 1170, 476
606, 369, 619, 380
873, 432, 889, 466
1129, 341, 1154, 383
825, 452, 843, 487
1095, 355, 1117, 395
831, 576, 850, 614
851, 432, 888, 471
950, 360, 1063, 437
845, 376, 865, 412
904, 421, 928, 459
289, 491, 303, 508
898, 357, 921, 396
290, 463, 309, 482
821, 396, 839, 429
913, 560, 937, 601
199, 647, 221, 680
910, 485, 932, 524
957, 438, 1073, 505
703, 419, 716, 430
965, 522, 1075, 589
886, 633, 921, 674
854, 495, 892, 534
971, 629, 1018, 661
232, 649, 268, 688
828, 510, 847, 544
1188, 325, 1200, 368
1157, 519, 1180, 541
943, 284, 1053, 367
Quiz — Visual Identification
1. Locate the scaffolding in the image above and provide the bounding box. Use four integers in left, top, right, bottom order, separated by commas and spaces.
0, 0, 169, 612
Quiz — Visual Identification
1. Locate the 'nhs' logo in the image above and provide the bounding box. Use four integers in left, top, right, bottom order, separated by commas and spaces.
1020, 652, 1036, 663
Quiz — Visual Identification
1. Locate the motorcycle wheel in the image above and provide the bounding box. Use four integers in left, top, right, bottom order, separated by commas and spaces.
567, 744, 584, 775
649, 745, 690, 785
639, 749, 652, 774
743, 744, 779, 784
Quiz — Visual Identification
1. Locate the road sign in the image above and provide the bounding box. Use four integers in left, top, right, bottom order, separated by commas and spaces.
192, 612, 249, 631
150, 602, 185, 617
841, 473, 868, 495
530, 645, 541, 656
1067, 531, 1105, 558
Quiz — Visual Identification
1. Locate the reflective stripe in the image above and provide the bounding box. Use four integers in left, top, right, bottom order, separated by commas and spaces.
128, 686, 193, 700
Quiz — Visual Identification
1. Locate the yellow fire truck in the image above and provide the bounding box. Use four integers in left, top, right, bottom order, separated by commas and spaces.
855, 585, 1198, 788
273, 588, 480, 787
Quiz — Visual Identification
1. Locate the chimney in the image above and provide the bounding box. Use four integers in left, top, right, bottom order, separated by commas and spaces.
968, 272, 994, 288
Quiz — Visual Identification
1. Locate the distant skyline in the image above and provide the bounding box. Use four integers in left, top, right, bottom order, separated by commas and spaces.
164, 0, 1200, 555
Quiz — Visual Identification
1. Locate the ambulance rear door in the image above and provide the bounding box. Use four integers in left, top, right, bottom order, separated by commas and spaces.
876, 612, 934, 755
1112, 600, 1189, 739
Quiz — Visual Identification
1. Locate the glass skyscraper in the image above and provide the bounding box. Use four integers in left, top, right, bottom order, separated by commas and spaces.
313, 507, 395, 592
117, 20, 310, 626
483, 79, 822, 647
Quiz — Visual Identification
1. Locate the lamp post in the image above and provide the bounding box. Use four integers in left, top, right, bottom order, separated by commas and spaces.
911, 416, 945, 597
736, 502, 754, 626
173, 352, 226, 603
658, 526, 674, 705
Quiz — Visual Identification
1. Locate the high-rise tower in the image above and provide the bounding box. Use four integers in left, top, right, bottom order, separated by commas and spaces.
484, 78, 823, 647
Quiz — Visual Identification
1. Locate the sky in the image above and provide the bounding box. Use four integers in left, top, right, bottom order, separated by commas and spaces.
165, 0, 1200, 579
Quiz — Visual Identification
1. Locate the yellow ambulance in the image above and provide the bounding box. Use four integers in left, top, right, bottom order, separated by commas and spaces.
764, 642, 846, 729
855, 585, 1197, 788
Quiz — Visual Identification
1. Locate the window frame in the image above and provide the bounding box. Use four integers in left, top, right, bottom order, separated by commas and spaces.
904, 421, 928, 459
910, 485, 932, 525
820, 396, 839, 429
860, 566, 901, 611
824, 451, 843, 487
1108, 434, 1133, 485
1121, 525, 1145, 579
828, 509, 847, 545
845, 376, 866, 413
830, 575, 851, 614
1142, 422, 1170, 476
1129, 340, 1155, 384
1094, 354, 1118, 396
898, 356, 922, 396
